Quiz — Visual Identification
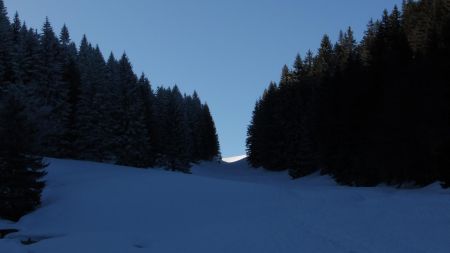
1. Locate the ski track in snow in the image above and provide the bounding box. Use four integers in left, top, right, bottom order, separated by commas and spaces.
1, 157, 450, 253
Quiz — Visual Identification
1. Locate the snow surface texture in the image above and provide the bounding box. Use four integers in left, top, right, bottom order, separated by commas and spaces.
1, 158, 450, 253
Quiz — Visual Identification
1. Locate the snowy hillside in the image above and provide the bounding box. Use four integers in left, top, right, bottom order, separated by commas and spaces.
1, 158, 450, 253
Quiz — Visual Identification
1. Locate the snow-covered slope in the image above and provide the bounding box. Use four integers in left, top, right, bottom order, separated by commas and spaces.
1, 158, 450, 253
222, 155, 247, 163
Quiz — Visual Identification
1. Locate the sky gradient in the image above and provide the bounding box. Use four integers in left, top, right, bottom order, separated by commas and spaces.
4, 0, 402, 157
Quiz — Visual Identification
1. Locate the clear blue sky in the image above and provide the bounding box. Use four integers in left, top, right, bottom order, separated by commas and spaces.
4, 0, 402, 157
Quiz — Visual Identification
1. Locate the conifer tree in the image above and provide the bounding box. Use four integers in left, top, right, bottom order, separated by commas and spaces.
246, 100, 263, 167
60, 24, 70, 46
279, 65, 292, 87
76, 37, 109, 160
164, 86, 191, 172
38, 17, 63, 106
59, 57, 81, 158
104, 52, 122, 158
303, 50, 315, 76
314, 35, 334, 76
33, 17, 65, 156
187, 91, 204, 161
247, 82, 284, 170
18, 24, 40, 87
0, 0, 12, 86
0, 1, 220, 172
0, 96, 46, 221
136, 74, 157, 166
10, 12, 23, 85
293, 54, 304, 79
199, 104, 220, 160
247, 1, 449, 186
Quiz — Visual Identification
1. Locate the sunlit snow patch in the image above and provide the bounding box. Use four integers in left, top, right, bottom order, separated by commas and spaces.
222, 155, 247, 163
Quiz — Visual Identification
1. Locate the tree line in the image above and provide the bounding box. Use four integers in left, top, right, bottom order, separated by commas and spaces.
0, 0, 220, 221
247, 0, 450, 187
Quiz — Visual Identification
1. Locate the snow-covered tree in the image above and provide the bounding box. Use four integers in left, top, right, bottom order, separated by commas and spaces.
0, 0, 221, 172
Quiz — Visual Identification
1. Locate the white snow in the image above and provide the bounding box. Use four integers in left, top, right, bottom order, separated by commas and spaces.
222, 155, 247, 163
1, 158, 450, 253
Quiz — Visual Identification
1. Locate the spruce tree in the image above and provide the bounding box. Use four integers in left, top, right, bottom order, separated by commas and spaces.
186, 91, 204, 161
59, 57, 81, 158
76, 37, 109, 160
293, 54, 304, 78
104, 52, 122, 159
153, 86, 170, 163
279, 65, 292, 87
109, 53, 153, 167
37, 17, 63, 107
33, 17, 65, 156
0, 1, 221, 172
10, 12, 23, 84
314, 34, 335, 76
18, 24, 40, 87
285, 53, 318, 178
164, 86, 191, 172
60, 24, 70, 46
247, 82, 285, 171
246, 100, 263, 167
303, 50, 315, 76
0, 0, 12, 86
0, 96, 47, 221
136, 73, 157, 166
199, 104, 220, 161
